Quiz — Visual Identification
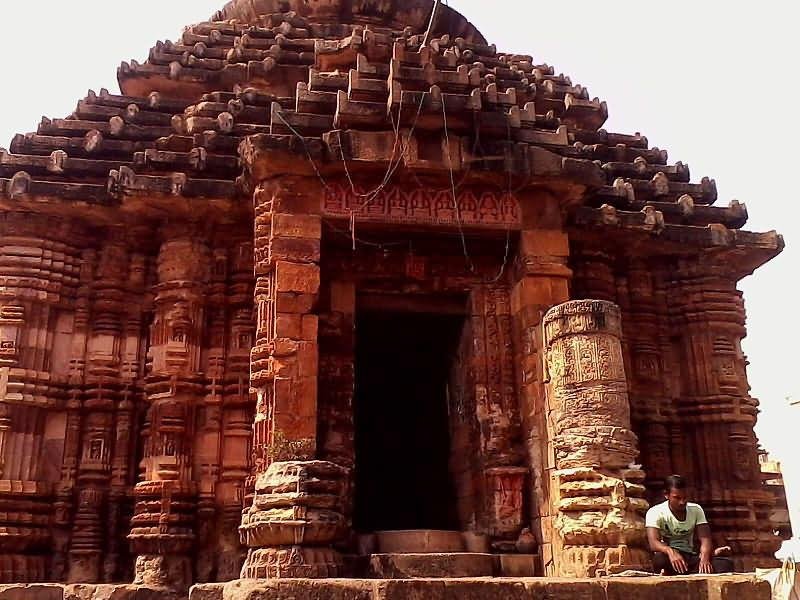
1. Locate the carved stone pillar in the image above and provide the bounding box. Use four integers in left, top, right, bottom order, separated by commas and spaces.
471, 284, 525, 548
318, 279, 356, 471
52, 248, 94, 581
0, 213, 84, 583
668, 266, 781, 570
317, 279, 356, 536
106, 249, 149, 582
217, 293, 255, 580
239, 182, 348, 579
617, 261, 674, 502
543, 300, 649, 577
68, 238, 129, 583
194, 248, 229, 584
511, 228, 572, 572
128, 232, 211, 588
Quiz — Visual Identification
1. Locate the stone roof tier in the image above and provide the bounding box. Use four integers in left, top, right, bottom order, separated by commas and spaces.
0, 0, 783, 270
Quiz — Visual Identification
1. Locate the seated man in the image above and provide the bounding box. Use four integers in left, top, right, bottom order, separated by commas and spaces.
645, 475, 734, 575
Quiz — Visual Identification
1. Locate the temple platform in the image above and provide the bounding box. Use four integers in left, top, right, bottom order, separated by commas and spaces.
189, 576, 770, 600
0, 576, 770, 599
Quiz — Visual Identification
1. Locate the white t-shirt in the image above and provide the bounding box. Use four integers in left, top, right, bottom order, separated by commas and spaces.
645, 501, 708, 554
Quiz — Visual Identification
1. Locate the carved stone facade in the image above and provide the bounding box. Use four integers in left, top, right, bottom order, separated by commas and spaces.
0, 0, 786, 591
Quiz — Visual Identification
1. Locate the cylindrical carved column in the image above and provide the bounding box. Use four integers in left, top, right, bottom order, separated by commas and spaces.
544, 300, 649, 577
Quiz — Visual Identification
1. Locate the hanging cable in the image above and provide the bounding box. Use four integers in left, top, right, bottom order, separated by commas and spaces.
442, 95, 476, 274
423, 0, 443, 47
273, 110, 330, 191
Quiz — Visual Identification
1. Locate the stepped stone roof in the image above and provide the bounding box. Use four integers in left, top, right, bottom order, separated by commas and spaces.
0, 0, 783, 268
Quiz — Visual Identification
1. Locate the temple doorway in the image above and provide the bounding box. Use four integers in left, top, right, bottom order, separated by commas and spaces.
353, 301, 466, 534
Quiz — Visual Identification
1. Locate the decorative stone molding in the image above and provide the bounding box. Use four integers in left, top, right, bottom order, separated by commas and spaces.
239, 460, 349, 579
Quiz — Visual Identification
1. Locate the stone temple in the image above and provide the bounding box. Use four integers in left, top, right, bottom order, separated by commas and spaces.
0, 0, 787, 598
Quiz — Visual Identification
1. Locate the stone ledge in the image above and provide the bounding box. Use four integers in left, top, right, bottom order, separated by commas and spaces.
367, 553, 495, 578
190, 575, 770, 600
0, 584, 184, 600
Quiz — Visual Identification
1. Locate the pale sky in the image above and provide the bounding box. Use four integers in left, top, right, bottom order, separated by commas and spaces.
0, 1, 797, 541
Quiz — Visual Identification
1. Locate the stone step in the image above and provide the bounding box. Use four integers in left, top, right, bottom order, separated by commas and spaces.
368, 552, 494, 579
374, 529, 466, 553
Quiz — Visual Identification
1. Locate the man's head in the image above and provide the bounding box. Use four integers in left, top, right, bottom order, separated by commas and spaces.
664, 474, 689, 512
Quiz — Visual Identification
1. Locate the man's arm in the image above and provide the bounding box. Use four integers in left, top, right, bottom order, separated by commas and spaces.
647, 527, 688, 574
696, 523, 714, 574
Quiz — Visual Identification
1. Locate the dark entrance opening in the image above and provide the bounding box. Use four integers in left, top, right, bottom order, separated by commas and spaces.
353, 305, 465, 533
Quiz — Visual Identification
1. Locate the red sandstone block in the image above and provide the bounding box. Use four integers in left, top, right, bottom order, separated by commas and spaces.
218, 579, 372, 600
271, 355, 298, 379
442, 580, 528, 600
64, 584, 185, 600
706, 576, 771, 600
273, 413, 316, 442
375, 580, 446, 600
272, 214, 322, 239
294, 376, 318, 417
511, 278, 560, 313
550, 278, 570, 303
604, 578, 708, 600
0, 585, 63, 600
520, 229, 570, 257
270, 236, 321, 263
276, 292, 316, 314
275, 261, 320, 294
297, 341, 319, 377
271, 191, 323, 215
275, 313, 302, 339
189, 583, 223, 600
273, 377, 294, 409
525, 579, 605, 600
272, 338, 300, 357
513, 305, 545, 330
301, 314, 319, 341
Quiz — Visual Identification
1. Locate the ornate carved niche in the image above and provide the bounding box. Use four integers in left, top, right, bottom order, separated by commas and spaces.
159, 302, 195, 372
713, 336, 744, 394
233, 241, 254, 275
486, 467, 527, 541
729, 425, 759, 485
141, 401, 191, 483
0, 301, 25, 366
212, 250, 228, 281
232, 310, 254, 354
80, 413, 112, 472
632, 342, 661, 383
87, 326, 122, 369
